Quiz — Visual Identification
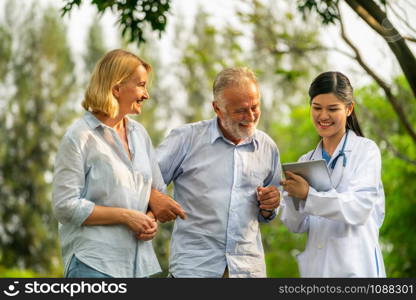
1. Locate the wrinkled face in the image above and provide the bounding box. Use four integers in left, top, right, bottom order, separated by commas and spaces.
113, 65, 149, 116
311, 93, 353, 139
213, 81, 261, 144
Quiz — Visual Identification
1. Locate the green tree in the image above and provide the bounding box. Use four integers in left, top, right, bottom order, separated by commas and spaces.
84, 16, 108, 74
62, 0, 171, 45
0, 1, 77, 275
174, 7, 244, 123
355, 77, 416, 276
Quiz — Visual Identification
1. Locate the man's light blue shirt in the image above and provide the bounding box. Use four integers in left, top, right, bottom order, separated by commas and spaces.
52, 112, 164, 277
156, 117, 281, 277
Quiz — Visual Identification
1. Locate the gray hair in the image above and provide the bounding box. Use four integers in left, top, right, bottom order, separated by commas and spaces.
213, 67, 258, 109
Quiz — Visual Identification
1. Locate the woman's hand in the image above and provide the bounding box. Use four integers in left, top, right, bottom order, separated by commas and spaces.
280, 171, 309, 200
135, 211, 158, 241
123, 209, 155, 237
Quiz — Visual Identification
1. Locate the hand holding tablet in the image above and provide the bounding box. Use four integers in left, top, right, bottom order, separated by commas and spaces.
282, 159, 332, 192
281, 160, 332, 210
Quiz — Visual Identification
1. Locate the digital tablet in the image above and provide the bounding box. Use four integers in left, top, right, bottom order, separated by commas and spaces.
282, 159, 332, 192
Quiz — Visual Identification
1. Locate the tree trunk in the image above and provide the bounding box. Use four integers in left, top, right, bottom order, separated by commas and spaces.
345, 0, 416, 98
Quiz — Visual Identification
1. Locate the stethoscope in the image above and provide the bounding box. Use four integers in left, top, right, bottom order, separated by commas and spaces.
309, 130, 349, 188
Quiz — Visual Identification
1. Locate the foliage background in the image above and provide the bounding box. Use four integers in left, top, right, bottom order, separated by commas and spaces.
0, 0, 415, 277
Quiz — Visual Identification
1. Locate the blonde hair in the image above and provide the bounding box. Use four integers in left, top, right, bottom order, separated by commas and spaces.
82, 49, 151, 118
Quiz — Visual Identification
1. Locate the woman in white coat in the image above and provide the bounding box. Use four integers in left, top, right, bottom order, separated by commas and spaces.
280, 71, 385, 277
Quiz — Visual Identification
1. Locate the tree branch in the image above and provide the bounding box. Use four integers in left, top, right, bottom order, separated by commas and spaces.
267, 45, 325, 56
324, 46, 356, 59
345, 0, 416, 98
386, 1, 416, 36
337, 5, 416, 145
404, 36, 416, 43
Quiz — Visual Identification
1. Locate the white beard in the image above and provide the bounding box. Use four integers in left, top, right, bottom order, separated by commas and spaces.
221, 116, 258, 141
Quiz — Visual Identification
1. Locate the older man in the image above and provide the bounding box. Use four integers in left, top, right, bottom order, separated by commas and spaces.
152, 67, 280, 277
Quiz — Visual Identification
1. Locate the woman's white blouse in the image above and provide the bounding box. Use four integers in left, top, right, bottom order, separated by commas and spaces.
52, 112, 165, 277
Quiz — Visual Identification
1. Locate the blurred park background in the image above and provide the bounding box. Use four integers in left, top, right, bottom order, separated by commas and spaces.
0, 0, 415, 277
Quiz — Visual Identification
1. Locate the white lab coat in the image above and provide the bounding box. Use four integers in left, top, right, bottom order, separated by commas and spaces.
281, 130, 386, 277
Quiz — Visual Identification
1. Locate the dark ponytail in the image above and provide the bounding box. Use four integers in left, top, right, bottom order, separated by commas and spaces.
308, 71, 364, 137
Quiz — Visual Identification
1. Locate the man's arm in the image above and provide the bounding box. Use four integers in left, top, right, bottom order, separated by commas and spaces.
148, 188, 186, 223
257, 140, 281, 221
151, 127, 190, 222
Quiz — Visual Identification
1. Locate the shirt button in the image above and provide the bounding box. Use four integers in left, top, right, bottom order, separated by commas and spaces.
318, 243, 323, 249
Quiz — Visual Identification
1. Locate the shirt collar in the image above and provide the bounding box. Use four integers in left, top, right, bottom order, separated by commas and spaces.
83, 111, 138, 132
124, 116, 138, 132
209, 116, 259, 150
84, 111, 103, 130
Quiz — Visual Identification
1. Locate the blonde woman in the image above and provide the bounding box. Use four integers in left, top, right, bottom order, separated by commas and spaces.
52, 49, 183, 277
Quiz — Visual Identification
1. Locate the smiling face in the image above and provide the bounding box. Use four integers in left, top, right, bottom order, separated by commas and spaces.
213, 80, 261, 144
311, 93, 353, 140
112, 64, 149, 116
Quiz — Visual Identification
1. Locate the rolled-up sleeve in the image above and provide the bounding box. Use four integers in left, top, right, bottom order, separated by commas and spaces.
156, 128, 189, 185
52, 135, 94, 226
149, 142, 167, 194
